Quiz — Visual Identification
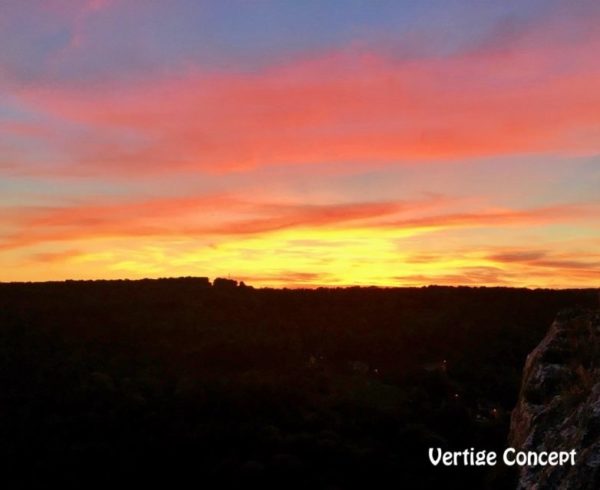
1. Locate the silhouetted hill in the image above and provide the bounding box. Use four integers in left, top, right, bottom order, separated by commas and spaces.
0, 278, 596, 489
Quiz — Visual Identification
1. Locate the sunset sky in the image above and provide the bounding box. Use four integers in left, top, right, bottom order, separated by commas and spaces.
1, 0, 599, 287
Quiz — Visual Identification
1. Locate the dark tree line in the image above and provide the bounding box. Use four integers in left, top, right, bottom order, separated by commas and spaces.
0, 278, 596, 489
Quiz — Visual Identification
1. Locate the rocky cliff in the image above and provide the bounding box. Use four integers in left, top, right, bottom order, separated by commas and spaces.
509, 308, 600, 489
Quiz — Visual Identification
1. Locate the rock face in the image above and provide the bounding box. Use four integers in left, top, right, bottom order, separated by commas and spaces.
509, 308, 600, 490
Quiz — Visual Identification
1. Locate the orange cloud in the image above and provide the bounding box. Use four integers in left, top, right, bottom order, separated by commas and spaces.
487, 249, 600, 271
378, 204, 599, 231
0, 195, 421, 251
1, 192, 595, 254
30, 248, 83, 264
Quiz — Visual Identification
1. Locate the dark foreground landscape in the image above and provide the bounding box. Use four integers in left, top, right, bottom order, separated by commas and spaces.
1, 278, 597, 489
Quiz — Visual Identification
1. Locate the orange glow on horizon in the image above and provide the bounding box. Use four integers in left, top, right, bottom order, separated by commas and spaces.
2, 215, 599, 288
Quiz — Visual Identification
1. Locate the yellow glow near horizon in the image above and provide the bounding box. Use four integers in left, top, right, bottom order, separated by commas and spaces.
2, 223, 598, 289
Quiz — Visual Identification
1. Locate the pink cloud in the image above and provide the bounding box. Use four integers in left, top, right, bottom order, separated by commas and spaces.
9, 16, 600, 177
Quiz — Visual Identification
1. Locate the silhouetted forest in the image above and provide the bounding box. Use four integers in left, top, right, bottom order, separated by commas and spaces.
0, 278, 596, 489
